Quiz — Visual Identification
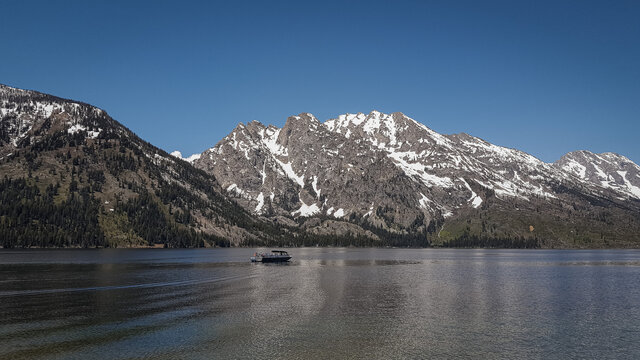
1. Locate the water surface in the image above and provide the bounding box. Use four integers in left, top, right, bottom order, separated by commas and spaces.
1, 248, 639, 359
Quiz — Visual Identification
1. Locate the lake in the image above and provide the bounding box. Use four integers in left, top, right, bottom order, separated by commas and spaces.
1, 248, 640, 359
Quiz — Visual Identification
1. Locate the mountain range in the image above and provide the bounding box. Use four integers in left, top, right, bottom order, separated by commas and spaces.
189, 111, 640, 248
2, 84, 639, 248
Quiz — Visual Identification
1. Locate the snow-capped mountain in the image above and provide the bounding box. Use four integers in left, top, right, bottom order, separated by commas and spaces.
3, 82, 638, 247
196, 113, 429, 235
554, 150, 640, 200
0, 84, 290, 247
195, 110, 640, 245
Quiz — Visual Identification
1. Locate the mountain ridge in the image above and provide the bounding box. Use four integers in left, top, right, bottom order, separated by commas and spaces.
0, 83, 296, 247
2, 83, 639, 248
193, 110, 640, 247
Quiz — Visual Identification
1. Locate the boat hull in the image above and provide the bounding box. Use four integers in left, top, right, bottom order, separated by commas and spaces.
259, 256, 291, 263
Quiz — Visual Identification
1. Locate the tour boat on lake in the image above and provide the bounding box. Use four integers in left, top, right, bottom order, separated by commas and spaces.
250, 250, 292, 263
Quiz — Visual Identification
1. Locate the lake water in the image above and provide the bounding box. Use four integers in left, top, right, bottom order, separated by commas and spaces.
1, 248, 640, 359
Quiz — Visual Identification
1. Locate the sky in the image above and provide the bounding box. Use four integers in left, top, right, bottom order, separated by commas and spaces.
1, 0, 639, 163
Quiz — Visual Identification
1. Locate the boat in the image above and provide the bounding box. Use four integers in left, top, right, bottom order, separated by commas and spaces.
250, 250, 292, 263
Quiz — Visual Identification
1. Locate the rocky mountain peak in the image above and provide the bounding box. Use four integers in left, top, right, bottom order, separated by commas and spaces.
283, 112, 320, 130
246, 119, 266, 132
192, 109, 640, 246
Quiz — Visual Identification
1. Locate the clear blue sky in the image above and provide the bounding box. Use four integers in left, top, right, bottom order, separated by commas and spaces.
2, 0, 639, 163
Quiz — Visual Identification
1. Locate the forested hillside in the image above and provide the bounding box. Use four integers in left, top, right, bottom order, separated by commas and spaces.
0, 84, 294, 247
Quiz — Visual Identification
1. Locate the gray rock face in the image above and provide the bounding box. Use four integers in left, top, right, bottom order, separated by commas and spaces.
195, 110, 640, 237
195, 113, 427, 233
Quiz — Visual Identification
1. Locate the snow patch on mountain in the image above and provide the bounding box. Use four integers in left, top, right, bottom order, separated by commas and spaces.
68, 124, 101, 139
293, 201, 320, 217
312, 176, 321, 198
227, 183, 246, 197
260, 127, 288, 156
559, 158, 587, 179
170, 151, 201, 163
273, 157, 304, 186
387, 151, 454, 188
419, 193, 431, 209
255, 192, 265, 214
460, 178, 483, 208
618, 171, 640, 198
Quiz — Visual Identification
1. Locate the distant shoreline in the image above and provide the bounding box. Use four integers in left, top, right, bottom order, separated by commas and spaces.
2, 246, 640, 250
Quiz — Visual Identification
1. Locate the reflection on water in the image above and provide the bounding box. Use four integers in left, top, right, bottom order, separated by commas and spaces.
1, 249, 640, 359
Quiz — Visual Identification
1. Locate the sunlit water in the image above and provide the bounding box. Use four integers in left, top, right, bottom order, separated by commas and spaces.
1, 248, 640, 359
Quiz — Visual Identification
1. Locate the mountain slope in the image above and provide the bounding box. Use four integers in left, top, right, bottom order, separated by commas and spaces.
4, 84, 638, 248
554, 151, 640, 199
195, 111, 640, 248
0, 84, 291, 247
